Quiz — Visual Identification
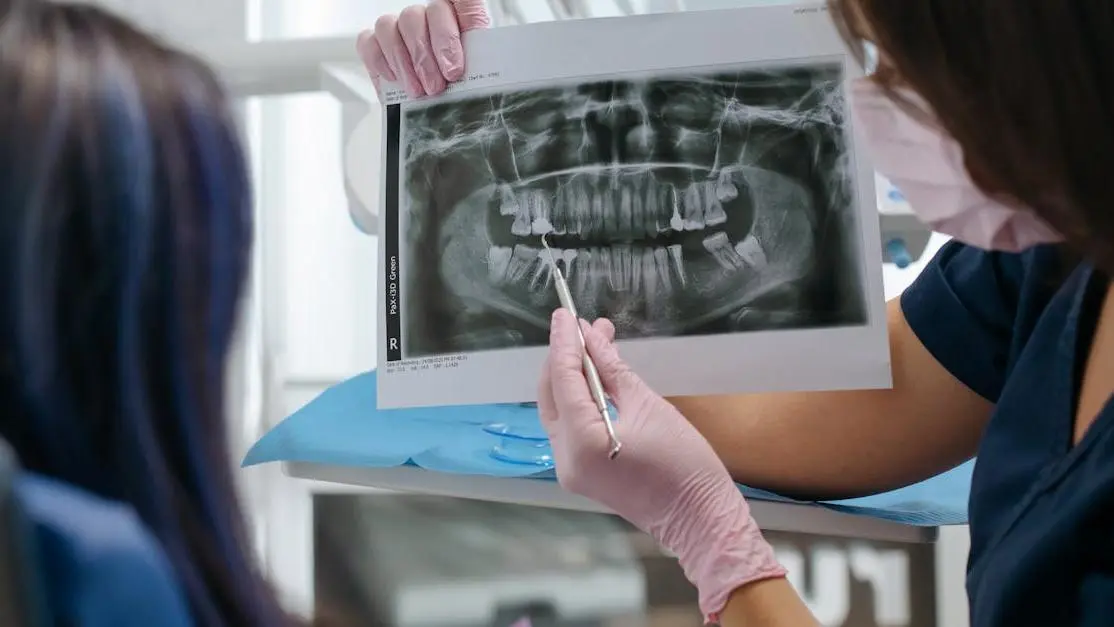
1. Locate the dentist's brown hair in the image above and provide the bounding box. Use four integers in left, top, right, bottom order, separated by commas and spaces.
829, 1, 1114, 274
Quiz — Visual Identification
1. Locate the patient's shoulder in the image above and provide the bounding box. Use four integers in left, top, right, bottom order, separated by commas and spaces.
18, 474, 193, 626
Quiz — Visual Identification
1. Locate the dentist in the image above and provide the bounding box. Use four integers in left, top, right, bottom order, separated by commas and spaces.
361, 2, 1114, 626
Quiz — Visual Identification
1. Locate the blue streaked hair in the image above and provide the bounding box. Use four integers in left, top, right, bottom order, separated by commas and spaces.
0, 2, 293, 624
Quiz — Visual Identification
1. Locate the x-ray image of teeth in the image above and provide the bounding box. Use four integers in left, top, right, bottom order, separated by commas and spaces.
392, 62, 867, 358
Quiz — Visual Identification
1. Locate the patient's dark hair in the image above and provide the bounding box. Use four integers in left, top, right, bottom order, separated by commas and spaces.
830, 1, 1114, 273
0, 1, 305, 624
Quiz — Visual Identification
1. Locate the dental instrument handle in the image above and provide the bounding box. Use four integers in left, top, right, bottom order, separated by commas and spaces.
579, 339, 623, 459
571, 319, 623, 459
548, 246, 622, 459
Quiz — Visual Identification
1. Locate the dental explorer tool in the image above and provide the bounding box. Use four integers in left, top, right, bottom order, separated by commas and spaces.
540, 233, 622, 459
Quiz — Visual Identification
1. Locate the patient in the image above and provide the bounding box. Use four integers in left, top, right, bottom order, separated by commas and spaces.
0, 1, 311, 624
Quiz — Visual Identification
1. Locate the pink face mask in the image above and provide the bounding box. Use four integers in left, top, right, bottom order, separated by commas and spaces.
848, 78, 1062, 252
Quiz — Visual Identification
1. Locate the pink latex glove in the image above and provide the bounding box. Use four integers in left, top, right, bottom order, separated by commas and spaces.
538, 309, 786, 622
357, 0, 490, 98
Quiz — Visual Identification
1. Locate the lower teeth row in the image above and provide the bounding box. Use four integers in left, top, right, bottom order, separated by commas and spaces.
487, 232, 766, 297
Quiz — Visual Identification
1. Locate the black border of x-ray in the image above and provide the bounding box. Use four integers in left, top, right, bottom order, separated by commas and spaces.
384, 104, 403, 362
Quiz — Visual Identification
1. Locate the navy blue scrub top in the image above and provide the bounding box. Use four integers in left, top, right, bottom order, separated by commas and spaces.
901, 241, 1114, 627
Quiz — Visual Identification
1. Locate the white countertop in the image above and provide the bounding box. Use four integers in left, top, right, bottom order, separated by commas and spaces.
285, 462, 937, 544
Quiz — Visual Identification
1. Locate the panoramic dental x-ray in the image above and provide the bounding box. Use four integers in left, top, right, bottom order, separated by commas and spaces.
392, 62, 867, 359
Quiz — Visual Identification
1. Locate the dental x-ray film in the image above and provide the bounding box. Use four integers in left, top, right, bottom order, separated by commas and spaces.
376, 3, 891, 409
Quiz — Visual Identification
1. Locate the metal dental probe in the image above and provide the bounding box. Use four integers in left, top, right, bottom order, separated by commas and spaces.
539, 233, 622, 459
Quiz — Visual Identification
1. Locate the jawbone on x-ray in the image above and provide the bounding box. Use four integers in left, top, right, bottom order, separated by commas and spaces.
399, 63, 865, 357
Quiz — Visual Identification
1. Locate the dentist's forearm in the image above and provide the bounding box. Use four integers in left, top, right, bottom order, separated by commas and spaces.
668, 299, 993, 500
717, 577, 820, 627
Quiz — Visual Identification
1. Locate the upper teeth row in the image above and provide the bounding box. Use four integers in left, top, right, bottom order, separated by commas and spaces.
498, 172, 739, 239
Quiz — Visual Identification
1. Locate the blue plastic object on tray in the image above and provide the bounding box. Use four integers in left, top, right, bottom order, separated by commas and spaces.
243, 370, 973, 525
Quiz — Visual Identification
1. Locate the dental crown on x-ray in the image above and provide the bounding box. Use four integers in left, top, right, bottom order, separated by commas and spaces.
402, 64, 858, 350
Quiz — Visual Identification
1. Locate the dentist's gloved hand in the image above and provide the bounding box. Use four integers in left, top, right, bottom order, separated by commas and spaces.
538, 309, 787, 622
358, 0, 490, 98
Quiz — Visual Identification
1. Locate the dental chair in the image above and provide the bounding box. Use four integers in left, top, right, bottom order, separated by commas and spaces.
0, 437, 193, 627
